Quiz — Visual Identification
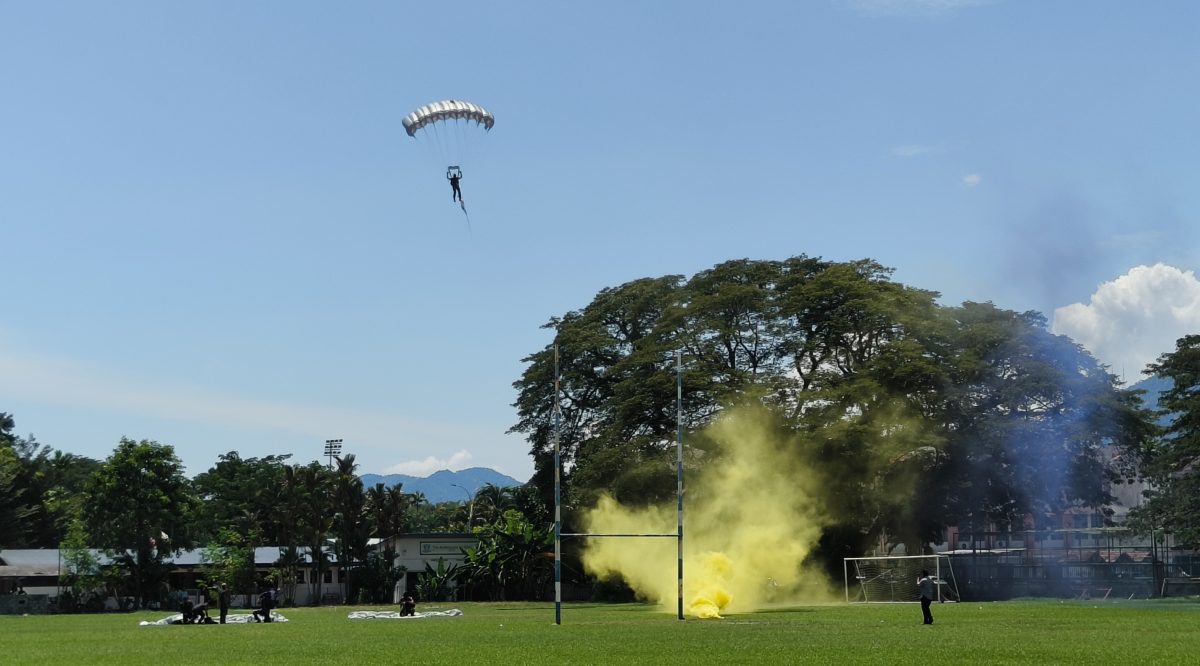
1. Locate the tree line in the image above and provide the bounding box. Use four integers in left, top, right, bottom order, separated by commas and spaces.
0, 425, 550, 608
5, 254, 1199, 604
510, 256, 1199, 579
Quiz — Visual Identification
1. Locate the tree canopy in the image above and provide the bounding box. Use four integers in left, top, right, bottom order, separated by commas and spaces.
1127, 334, 1200, 548
510, 256, 1155, 568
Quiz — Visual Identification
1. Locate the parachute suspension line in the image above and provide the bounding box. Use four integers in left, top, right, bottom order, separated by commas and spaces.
428, 117, 449, 168
415, 128, 439, 169
454, 115, 471, 168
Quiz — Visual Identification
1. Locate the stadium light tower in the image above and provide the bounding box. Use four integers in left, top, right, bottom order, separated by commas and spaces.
324, 439, 343, 469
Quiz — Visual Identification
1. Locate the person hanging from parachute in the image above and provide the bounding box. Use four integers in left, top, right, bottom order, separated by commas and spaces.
447, 166, 463, 203
403, 99, 493, 219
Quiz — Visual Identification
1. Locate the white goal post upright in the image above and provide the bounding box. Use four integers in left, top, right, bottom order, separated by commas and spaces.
553, 347, 685, 624
844, 554, 960, 603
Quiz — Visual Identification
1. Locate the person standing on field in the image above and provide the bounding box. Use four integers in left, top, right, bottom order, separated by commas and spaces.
217, 583, 230, 624
917, 570, 935, 625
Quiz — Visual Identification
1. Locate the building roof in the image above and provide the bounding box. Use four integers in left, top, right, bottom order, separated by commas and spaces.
0, 565, 60, 578
0, 546, 339, 573
0, 549, 65, 567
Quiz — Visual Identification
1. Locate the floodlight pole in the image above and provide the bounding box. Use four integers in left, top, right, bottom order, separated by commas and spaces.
553, 343, 563, 626
324, 439, 343, 470
676, 350, 684, 621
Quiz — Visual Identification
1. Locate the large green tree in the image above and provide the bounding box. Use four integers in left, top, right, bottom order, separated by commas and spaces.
366, 482, 413, 538
0, 431, 35, 548
285, 461, 336, 605
82, 438, 197, 608
511, 256, 1155, 573
1128, 334, 1200, 547
331, 455, 369, 602
192, 452, 292, 542
0, 413, 99, 547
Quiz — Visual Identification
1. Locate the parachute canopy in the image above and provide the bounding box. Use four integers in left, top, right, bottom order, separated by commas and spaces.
403, 100, 494, 137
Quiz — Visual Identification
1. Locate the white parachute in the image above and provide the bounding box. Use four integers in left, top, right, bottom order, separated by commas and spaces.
402, 100, 494, 137
404, 99, 494, 214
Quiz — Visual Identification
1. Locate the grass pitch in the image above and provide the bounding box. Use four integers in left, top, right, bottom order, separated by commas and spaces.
3, 599, 1199, 665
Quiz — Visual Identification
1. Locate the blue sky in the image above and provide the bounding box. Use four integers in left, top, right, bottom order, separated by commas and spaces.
2, 0, 1198, 481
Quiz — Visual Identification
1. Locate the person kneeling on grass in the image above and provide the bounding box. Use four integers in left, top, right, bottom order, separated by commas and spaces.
252, 586, 275, 623
400, 592, 416, 617
180, 599, 196, 624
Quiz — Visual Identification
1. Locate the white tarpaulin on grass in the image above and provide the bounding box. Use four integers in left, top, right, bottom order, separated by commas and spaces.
139, 612, 290, 626
348, 609, 463, 620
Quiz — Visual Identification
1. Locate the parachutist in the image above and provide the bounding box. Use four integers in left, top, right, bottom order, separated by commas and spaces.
447, 166, 463, 202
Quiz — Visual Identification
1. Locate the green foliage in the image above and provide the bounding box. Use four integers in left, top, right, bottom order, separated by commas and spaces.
282, 462, 337, 605
459, 510, 553, 601
331, 455, 369, 604
0, 438, 35, 548
81, 437, 197, 608
1128, 334, 1200, 547
405, 497, 460, 533
349, 548, 405, 604
273, 547, 306, 607
57, 519, 106, 612
192, 451, 291, 547
414, 557, 460, 602
0, 412, 99, 548
365, 482, 415, 538
198, 528, 256, 596
511, 257, 1156, 568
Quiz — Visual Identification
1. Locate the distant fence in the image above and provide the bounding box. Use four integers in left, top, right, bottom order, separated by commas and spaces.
946, 530, 1199, 600
0, 594, 50, 615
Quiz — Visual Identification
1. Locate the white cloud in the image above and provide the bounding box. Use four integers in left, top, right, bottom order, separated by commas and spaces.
962, 173, 982, 187
1052, 263, 1200, 379
383, 450, 475, 476
891, 144, 941, 158
844, 0, 995, 17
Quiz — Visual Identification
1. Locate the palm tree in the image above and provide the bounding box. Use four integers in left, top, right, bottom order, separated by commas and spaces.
366, 482, 414, 538
472, 483, 518, 526
291, 463, 335, 605
366, 483, 393, 538
332, 455, 368, 603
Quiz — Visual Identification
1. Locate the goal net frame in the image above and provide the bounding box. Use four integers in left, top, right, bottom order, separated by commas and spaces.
843, 554, 960, 603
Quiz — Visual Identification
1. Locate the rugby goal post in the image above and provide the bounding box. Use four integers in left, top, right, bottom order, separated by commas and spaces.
844, 554, 960, 603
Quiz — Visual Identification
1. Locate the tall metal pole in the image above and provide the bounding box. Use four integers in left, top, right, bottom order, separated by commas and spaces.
324, 439, 342, 470
553, 343, 563, 625
676, 350, 685, 620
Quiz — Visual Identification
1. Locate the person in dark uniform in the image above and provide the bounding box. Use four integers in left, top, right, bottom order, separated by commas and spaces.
400, 592, 416, 617
180, 599, 196, 624
217, 583, 230, 624
917, 570, 935, 625
447, 167, 463, 202
252, 585, 275, 623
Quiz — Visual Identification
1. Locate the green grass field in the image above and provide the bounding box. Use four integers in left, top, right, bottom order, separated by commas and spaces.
3, 599, 1199, 665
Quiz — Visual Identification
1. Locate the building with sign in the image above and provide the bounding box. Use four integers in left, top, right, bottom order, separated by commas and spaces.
378, 533, 478, 600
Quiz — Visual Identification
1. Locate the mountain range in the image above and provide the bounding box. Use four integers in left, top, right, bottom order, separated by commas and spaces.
358, 379, 1168, 505
359, 467, 524, 504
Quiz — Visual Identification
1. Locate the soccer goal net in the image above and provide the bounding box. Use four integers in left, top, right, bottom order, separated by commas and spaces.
844, 555, 960, 603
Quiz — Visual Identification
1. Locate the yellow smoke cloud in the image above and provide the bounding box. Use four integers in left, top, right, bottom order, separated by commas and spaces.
580, 406, 837, 618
